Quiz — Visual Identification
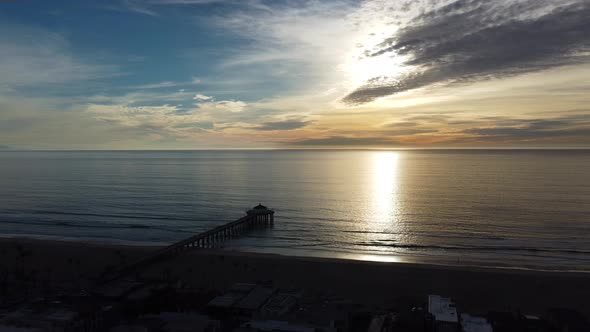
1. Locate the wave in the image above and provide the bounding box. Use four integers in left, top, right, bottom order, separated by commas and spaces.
341, 230, 508, 241
351, 240, 590, 255
237, 234, 590, 256
13, 209, 199, 222
0, 218, 195, 234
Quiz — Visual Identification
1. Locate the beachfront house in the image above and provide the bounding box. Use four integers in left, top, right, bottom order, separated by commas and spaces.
427, 295, 459, 332
460, 314, 492, 332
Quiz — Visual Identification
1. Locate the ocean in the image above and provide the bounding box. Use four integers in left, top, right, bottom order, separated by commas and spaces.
0, 150, 589, 271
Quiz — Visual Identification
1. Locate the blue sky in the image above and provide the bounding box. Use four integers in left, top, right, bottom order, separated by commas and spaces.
1, 1, 279, 100
1, 0, 589, 149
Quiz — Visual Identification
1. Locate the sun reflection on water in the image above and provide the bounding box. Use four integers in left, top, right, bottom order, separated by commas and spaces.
371, 152, 400, 226
356, 254, 405, 263
358, 152, 404, 255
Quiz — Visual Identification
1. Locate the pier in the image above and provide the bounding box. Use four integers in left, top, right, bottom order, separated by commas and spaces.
157, 203, 274, 253
100, 204, 274, 283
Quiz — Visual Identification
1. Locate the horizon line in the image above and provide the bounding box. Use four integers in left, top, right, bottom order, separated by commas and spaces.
1, 147, 589, 152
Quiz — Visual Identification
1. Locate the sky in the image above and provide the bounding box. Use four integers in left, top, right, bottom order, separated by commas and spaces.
0, 0, 589, 149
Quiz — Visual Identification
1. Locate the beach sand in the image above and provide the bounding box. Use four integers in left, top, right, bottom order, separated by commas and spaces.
1, 237, 589, 316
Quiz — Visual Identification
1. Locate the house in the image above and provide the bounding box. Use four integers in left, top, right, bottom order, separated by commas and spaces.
545, 308, 590, 332
427, 295, 459, 332
460, 314, 492, 332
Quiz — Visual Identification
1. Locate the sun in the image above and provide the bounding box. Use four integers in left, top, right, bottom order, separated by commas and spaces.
351, 53, 406, 85
340, 26, 408, 89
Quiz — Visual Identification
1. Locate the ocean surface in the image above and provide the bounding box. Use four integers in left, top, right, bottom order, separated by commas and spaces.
0, 150, 589, 271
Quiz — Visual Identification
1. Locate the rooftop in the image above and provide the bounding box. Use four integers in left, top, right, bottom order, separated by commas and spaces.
244, 320, 315, 332
461, 314, 493, 332
231, 283, 257, 294
143, 312, 218, 332
428, 295, 458, 323
235, 286, 275, 311
263, 294, 298, 312
208, 294, 239, 308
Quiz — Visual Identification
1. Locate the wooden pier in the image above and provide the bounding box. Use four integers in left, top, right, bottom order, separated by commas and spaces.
100, 204, 274, 283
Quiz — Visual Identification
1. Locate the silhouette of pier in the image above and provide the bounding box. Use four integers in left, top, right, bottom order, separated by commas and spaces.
100, 204, 274, 284
164, 204, 274, 252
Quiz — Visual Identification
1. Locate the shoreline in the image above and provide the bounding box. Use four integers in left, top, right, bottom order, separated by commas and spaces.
220, 245, 590, 274
1, 237, 590, 316
1, 234, 589, 274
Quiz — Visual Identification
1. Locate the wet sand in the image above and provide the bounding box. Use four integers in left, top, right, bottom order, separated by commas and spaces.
1, 237, 589, 316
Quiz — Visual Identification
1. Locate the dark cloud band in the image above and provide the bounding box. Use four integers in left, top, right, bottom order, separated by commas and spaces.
343, 1, 590, 105
255, 120, 312, 131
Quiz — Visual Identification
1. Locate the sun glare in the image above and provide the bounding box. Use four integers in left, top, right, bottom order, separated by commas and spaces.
348, 53, 406, 85
356, 254, 405, 263
340, 22, 408, 88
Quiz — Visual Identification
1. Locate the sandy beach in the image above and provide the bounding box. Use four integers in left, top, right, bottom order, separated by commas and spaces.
1, 237, 589, 317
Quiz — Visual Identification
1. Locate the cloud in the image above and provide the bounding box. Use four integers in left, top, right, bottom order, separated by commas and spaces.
115, 0, 159, 16
343, 0, 590, 104
115, 0, 267, 17
87, 90, 194, 105
193, 93, 213, 101
282, 110, 590, 147
460, 115, 590, 142
131, 81, 179, 89
203, 0, 356, 90
148, 0, 227, 4
86, 103, 215, 139
86, 91, 250, 140
200, 100, 247, 113
379, 128, 439, 136
129, 78, 203, 90
255, 120, 312, 131
174, 121, 214, 130
0, 95, 158, 149
0, 23, 117, 91
289, 136, 399, 147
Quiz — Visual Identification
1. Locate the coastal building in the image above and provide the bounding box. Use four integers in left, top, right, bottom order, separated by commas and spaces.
486, 311, 517, 332
110, 313, 220, 332
292, 298, 357, 332
110, 320, 161, 332
365, 313, 398, 332
234, 286, 276, 314
545, 308, 590, 332
238, 320, 316, 332
427, 295, 459, 332
207, 283, 276, 318
143, 312, 220, 332
208, 283, 256, 311
0, 307, 79, 332
518, 314, 550, 331
93, 280, 144, 300
460, 314, 492, 332
260, 293, 298, 318
393, 308, 427, 332
0, 326, 44, 332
